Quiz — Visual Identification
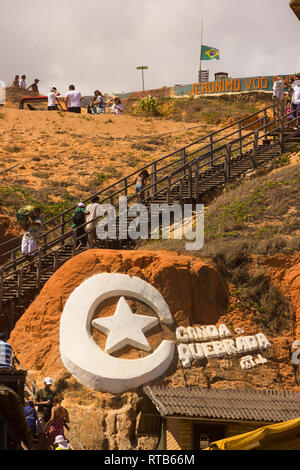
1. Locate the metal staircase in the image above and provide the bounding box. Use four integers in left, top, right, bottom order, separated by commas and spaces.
0, 104, 299, 332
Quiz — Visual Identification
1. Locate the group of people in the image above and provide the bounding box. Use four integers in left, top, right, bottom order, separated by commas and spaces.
25, 377, 72, 450
48, 84, 124, 115
12, 75, 124, 115
71, 171, 150, 248
0, 333, 72, 450
273, 75, 300, 129
12, 75, 40, 93
71, 197, 100, 249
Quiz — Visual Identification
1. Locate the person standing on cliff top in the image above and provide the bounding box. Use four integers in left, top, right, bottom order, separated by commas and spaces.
19, 75, 26, 89
292, 75, 300, 130
48, 86, 60, 110
27, 79, 40, 94
12, 75, 19, 87
65, 84, 82, 113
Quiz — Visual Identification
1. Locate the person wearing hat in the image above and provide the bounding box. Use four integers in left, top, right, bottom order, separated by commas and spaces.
34, 376, 57, 445
71, 203, 90, 250
109, 96, 123, 115
48, 86, 61, 111
0, 332, 13, 369
291, 74, 300, 130
54, 435, 73, 450
27, 79, 40, 94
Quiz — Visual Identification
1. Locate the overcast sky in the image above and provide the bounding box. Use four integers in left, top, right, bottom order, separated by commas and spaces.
0, 0, 299, 96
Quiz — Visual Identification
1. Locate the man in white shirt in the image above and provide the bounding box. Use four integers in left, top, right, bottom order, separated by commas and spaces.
65, 84, 81, 113
48, 87, 60, 111
273, 76, 286, 118
86, 196, 100, 248
19, 75, 27, 89
292, 76, 300, 129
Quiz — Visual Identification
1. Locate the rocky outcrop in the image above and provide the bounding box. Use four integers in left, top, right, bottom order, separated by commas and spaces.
9, 249, 227, 449
8, 249, 300, 449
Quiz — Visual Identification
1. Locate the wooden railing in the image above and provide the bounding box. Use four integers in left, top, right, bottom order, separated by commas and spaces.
0, 103, 275, 262
12, 354, 37, 400
2, 105, 300, 316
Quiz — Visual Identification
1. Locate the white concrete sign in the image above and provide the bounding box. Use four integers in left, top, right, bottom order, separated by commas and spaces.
60, 273, 175, 394
240, 354, 268, 369
176, 325, 271, 368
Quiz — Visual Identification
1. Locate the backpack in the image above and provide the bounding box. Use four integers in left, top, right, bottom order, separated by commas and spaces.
72, 209, 85, 226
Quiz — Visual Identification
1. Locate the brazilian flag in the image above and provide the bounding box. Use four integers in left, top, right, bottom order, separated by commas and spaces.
201, 45, 220, 60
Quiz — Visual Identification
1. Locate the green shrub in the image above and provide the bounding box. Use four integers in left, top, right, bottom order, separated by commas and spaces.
4, 145, 22, 153
139, 95, 160, 116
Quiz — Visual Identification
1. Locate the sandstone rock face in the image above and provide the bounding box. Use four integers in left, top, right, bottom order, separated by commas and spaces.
9, 249, 300, 449
10, 249, 227, 449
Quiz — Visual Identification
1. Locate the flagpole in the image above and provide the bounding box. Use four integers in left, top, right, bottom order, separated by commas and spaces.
199, 17, 204, 82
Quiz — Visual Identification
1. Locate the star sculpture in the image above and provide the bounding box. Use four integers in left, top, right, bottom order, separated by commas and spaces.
92, 296, 159, 354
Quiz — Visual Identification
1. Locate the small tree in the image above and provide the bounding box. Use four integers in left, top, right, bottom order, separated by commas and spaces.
138, 95, 160, 116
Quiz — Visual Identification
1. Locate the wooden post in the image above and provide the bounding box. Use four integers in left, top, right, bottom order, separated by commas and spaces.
263, 109, 268, 143
188, 165, 193, 201
72, 229, 77, 256
209, 134, 214, 167
280, 117, 285, 156
195, 160, 200, 201
181, 148, 186, 176
12, 251, 17, 272
225, 145, 231, 181
180, 177, 184, 205
36, 249, 42, 291
0, 414, 7, 450
9, 300, 15, 333
151, 162, 157, 197
60, 214, 65, 246
17, 268, 23, 302
167, 176, 171, 205
238, 121, 242, 157
54, 250, 59, 271
0, 269, 3, 316
252, 131, 258, 168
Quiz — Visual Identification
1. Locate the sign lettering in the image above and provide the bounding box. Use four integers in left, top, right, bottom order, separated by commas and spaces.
175, 74, 297, 97
176, 325, 271, 368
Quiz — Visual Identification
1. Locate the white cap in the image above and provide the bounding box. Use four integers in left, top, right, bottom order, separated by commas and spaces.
78, 202, 85, 208
44, 376, 53, 385
54, 435, 71, 449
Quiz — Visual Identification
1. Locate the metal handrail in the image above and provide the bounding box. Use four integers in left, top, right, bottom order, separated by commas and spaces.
1, 108, 299, 318
2, 106, 296, 278
0, 103, 275, 254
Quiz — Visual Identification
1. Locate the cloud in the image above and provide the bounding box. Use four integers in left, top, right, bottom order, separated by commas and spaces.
0, 0, 299, 96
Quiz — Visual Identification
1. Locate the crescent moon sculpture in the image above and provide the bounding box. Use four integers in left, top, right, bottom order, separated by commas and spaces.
60, 273, 175, 394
